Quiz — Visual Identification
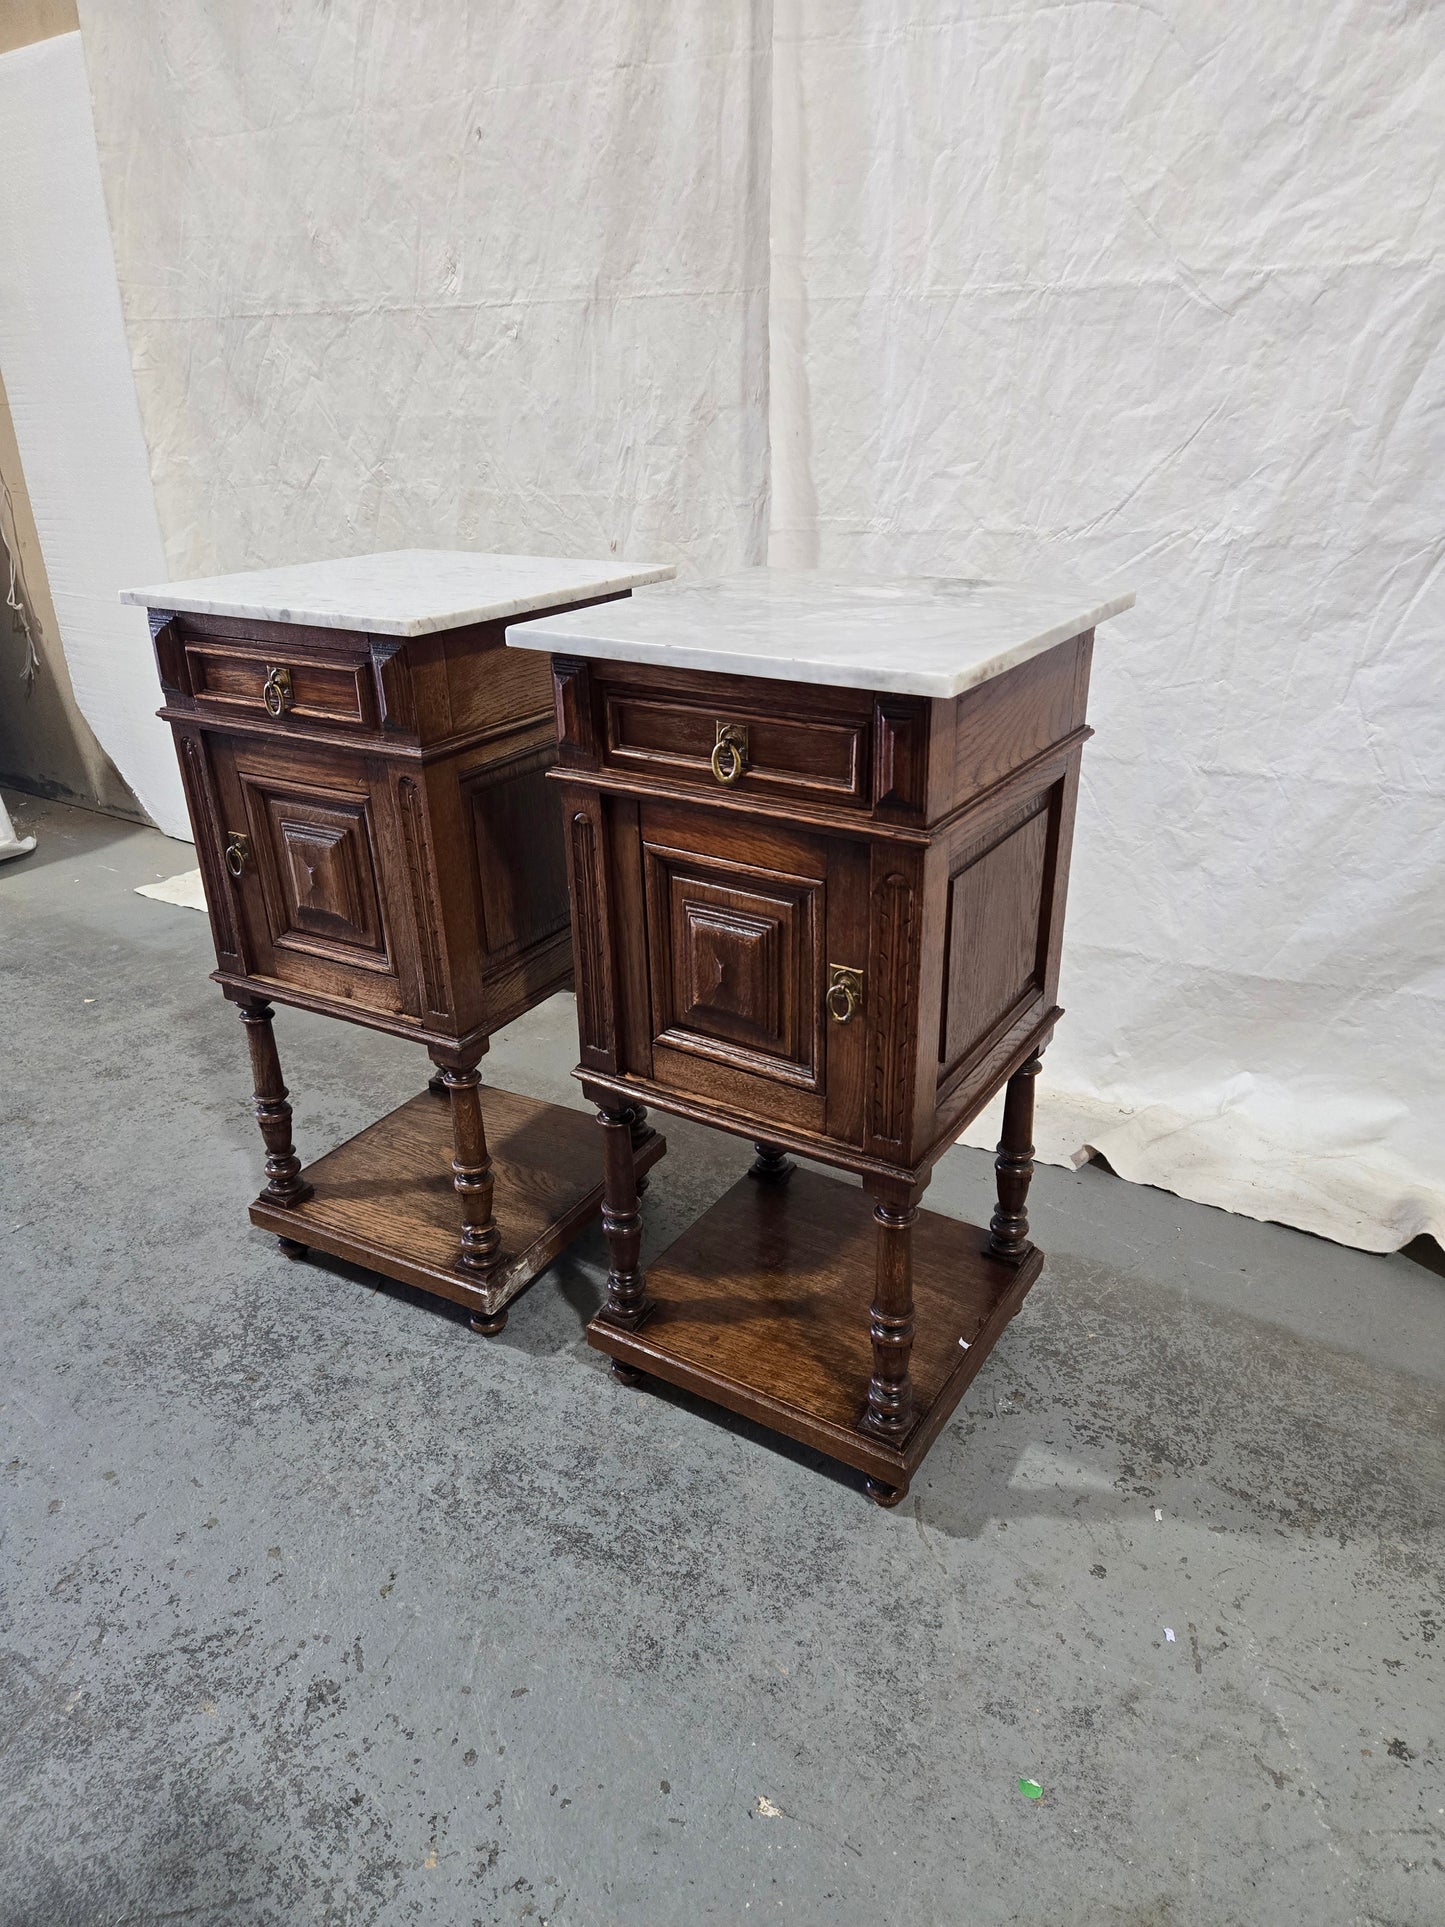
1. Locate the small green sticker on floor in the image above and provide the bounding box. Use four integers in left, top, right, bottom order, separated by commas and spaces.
1018, 1778, 1044, 1800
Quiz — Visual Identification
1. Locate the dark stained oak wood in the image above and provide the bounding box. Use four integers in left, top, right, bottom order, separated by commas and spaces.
746, 1142, 795, 1185
147, 582, 663, 1325
987, 1050, 1042, 1264
431, 1052, 503, 1276
185, 636, 376, 731
236, 996, 311, 1206
556, 629, 1093, 1501
586, 1168, 1042, 1500
595, 1101, 650, 1328
250, 1085, 665, 1325
945, 632, 1091, 805
861, 1196, 918, 1441
603, 687, 869, 810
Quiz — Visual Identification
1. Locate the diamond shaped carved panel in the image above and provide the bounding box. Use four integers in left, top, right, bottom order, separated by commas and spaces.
645, 846, 823, 1090
243, 779, 390, 969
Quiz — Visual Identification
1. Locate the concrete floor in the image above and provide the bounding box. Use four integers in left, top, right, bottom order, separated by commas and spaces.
2, 789, 1442, 1927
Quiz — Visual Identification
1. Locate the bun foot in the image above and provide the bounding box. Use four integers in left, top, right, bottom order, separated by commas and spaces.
864, 1476, 908, 1508
610, 1358, 645, 1387
748, 1142, 795, 1186
468, 1307, 508, 1336
277, 1238, 308, 1261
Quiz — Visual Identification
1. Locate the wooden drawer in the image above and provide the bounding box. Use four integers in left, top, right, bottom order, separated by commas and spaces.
185, 639, 376, 731
601, 687, 870, 809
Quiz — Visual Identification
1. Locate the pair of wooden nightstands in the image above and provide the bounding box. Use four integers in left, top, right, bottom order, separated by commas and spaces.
128, 553, 1131, 1505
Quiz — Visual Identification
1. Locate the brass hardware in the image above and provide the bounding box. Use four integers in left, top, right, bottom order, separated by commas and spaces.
262, 664, 293, 717
710, 719, 749, 786
825, 964, 863, 1024
223, 832, 251, 879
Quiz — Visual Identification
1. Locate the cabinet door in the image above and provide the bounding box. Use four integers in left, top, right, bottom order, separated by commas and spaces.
209, 733, 418, 1019
632, 799, 869, 1143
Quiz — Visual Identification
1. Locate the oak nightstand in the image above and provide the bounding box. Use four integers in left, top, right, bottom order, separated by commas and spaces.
123, 550, 673, 1332
509, 569, 1131, 1499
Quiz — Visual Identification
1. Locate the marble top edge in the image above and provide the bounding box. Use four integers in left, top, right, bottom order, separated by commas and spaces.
119, 549, 677, 636
504, 569, 1135, 698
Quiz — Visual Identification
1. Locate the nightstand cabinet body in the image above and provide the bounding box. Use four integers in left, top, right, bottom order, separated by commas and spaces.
153, 605, 576, 1056
143, 581, 666, 1334
548, 631, 1094, 1501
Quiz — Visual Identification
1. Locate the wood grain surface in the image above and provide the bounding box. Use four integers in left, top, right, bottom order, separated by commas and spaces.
586, 1166, 1041, 1486
251, 1085, 665, 1320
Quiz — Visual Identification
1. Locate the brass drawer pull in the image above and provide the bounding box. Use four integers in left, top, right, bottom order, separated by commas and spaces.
711, 719, 749, 786
262, 664, 293, 717
224, 832, 251, 879
826, 964, 863, 1024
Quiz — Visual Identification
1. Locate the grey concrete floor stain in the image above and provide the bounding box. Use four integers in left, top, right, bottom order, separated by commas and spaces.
1, 792, 1442, 1927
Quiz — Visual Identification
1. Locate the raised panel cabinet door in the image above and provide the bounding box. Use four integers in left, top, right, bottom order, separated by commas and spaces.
207, 733, 418, 1020
633, 799, 869, 1143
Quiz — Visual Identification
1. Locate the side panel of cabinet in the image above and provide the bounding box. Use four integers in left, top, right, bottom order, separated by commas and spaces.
920, 742, 1082, 1153
460, 738, 574, 1032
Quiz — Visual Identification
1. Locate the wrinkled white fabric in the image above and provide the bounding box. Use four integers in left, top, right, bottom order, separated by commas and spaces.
75, 1, 772, 582
770, 1, 1445, 1251
68, 0, 1444, 1249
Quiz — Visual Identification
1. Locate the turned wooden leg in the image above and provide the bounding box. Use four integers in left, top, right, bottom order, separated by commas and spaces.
236, 998, 311, 1205
747, 1141, 795, 1185
988, 1051, 1042, 1264
627, 1104, 654, 1194
861, 1193, 917, 1441
596, 1104, 650, 1329
431, 1054, 504, 1277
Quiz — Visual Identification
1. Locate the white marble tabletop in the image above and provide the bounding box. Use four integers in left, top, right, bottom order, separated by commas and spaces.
505, 569, 1134, 698
120, 549, 676, 638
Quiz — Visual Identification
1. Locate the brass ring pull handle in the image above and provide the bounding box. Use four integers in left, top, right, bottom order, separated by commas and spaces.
224, 832, 251, 880
826, 965, 863, 1024
710, 720, 749, 786
262, 664, 293, 717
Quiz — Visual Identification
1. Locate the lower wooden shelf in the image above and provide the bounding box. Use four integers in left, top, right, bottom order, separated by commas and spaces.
251, 1086, 665, 1327
586, 1166, 1041, 1494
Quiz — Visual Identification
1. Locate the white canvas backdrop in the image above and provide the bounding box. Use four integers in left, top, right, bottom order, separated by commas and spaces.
72, 1, 771, 583
57, 1, 1445, 1248
767, 1, 1445, 1252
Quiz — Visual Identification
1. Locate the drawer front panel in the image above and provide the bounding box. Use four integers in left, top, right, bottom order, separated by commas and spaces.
604, 693, 868, 807
186, 642, 375, 730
